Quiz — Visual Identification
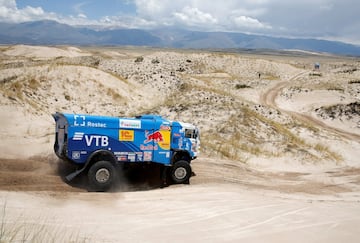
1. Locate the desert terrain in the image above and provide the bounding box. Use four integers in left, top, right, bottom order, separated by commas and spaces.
0, 45, 359, 242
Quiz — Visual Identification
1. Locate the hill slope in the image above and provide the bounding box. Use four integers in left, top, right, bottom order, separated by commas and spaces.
1, 45, 359, 168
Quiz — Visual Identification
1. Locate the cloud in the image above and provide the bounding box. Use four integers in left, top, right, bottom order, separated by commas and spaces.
232, 16, 271, 30
0, 0, 57, 22
77, 13, 87, 19
73, 2, 88, 16
0, 0, 17, 10
173, 6, 217, 27
132, 0, 272, 31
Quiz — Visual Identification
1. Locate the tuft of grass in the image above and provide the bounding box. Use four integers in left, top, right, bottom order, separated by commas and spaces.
349, 79, 360, 84
7, 81, 24, 100
241, 106, 306, 146
28, 78, 41, 90
326, 86, 344, 92
0, 202, 84, 242
191, 61, 206, 73
0, 75, 18, 84
309, 72, 322, 77
263, 73, 280, 80
338, 68, 357, 74
107, 88, 123, 101
314, 143, 343, 163
64, 94, 71, 101
135, 56, 144, 63
235, 83, 251, 89
0, 202, 6, 241
179, 82, 191, 92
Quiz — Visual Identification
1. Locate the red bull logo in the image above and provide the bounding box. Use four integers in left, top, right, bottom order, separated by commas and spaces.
144, 130, 163, 143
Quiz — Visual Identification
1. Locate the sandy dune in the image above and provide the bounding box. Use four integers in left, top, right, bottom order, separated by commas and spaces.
0, 45, 359, 242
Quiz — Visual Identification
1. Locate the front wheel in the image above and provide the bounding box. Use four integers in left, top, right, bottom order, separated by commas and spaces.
170, 160, 192, 184
88, 160, 117, 192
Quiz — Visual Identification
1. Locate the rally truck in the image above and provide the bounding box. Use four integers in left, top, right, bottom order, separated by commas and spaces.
52, 112, 200, 191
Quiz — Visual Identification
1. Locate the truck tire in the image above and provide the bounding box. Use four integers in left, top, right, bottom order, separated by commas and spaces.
88, 160, 117, 192
170, 160, 191, 184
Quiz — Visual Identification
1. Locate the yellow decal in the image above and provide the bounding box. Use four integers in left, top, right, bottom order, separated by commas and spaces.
119, 130, 134, 141
158, 130, 171, 150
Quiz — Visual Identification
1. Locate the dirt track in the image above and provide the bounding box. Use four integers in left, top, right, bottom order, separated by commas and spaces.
260, 72, 360, 141
1, 156, 359, 196
0, 157, 81, 192
1, 156, 360, 242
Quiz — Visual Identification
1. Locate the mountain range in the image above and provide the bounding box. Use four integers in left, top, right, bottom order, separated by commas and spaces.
1, 20, 360, 56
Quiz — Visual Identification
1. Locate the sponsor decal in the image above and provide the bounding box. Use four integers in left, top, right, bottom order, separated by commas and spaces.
140, 144, 158, 150
114, 151, 128, 161
84, 135, 109, 147
144, 130, 163, 143
114, 152, 128, 156
87, 121, 106, 128
159, 151, 170, 158
74, 115, 107, 127
160, 125, 171, 131
178, 137, 183, 149
74, 115, 86, 127
119, 130, 134, 141
136, 152, 143, 161
144, 151, 152, 161
128, 153, 136, 162
143, 130, 170, 150
119, 119, 141, 129
118, 156, 127, 161
73, 132, 84, 141
72, 151, 80, 159
158, 133, 171, 150
114, 152, 142, 162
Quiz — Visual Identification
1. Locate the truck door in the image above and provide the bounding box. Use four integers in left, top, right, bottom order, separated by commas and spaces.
137, 115, 172, 165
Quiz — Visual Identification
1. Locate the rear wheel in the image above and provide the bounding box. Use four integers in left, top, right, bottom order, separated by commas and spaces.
170, 160, 191, 184
88, 160, 117, 192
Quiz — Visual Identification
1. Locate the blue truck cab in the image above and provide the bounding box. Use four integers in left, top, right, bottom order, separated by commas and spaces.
53, 112, 200, 191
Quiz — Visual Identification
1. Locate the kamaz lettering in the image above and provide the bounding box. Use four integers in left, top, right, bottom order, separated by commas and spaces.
53, 113, 200, 192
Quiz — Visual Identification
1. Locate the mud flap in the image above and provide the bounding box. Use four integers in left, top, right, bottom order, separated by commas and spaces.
65, 168, 85, 181
160, 166, 169, 188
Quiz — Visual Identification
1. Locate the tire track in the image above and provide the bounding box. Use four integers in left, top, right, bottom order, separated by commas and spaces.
260, 71, 360, 141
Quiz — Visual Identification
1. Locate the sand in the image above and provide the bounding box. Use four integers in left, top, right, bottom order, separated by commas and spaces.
0, 45, 359, 242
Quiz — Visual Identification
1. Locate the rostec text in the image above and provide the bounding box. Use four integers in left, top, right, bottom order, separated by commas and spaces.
85, 135, 109, 147
87, 121, 107, 128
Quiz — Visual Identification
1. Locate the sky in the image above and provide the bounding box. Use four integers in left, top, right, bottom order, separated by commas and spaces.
0, 0, 359, 45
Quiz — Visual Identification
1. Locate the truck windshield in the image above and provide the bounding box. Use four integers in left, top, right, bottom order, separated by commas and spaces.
185, 129, 198, 139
